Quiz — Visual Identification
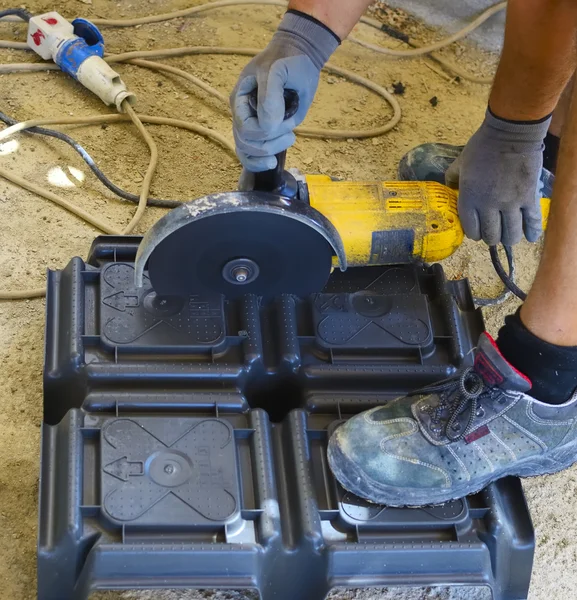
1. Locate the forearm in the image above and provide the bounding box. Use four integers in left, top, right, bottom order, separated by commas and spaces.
490, 0, 577, 121
288, 0, 373, 39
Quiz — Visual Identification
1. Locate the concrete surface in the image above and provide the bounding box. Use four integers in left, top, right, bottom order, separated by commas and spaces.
381, 0, 506, 51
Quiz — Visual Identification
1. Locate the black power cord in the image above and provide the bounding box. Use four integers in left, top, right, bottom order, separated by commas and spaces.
474, 244, 527, 306
489, 244, 527, 301
0, 111, 181, 208
0, 8, 32, 21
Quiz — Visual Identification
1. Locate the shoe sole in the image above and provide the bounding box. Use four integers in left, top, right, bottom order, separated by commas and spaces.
327, 433, 577, 507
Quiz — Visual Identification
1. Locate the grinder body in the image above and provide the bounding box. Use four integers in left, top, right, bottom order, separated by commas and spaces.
306, 175, 551, 267
306, 176, 463, 266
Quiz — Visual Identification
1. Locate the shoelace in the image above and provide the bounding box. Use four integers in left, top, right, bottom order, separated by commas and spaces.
409, 367, 499, 442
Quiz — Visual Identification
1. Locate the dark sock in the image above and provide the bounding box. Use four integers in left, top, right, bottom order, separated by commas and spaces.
543, 131, 560, 174
496, 312, 577, 404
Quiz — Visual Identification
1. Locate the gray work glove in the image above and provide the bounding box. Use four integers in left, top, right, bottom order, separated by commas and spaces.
230, 11, 340, 171
446, 110, 551, 246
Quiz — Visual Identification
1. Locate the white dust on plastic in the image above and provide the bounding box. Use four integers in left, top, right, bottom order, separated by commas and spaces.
184, 193, 242, 218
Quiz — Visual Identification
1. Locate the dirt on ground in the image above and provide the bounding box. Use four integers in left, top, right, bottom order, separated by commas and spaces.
0, 1, 574, 600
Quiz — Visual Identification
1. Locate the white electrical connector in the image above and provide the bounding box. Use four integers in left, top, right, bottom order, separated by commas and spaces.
27, 12, 135, 112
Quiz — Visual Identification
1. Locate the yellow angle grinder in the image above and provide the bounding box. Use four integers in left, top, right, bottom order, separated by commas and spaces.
134, 92, 550, 299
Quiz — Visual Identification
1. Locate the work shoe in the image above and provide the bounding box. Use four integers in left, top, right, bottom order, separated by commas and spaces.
327, 333, 577, 506
398, 142, 555, 199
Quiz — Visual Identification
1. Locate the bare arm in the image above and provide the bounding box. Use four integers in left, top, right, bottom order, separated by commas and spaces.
288, 0, 373, 39
490, 0, 577, 121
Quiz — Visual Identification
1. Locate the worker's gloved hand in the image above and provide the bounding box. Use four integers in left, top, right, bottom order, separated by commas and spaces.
446, 109, 551, 246
230, 11, 340, 171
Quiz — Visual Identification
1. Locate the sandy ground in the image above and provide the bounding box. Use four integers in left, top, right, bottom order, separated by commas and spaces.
0, 1, 574, 599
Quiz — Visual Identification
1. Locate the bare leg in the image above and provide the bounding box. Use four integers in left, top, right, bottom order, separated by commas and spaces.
549, 75, 575, 137
521, 77, 577, 346
542, 75, 574, 173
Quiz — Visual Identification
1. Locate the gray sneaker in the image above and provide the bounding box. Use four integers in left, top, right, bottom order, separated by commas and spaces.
327, 333, 577, 506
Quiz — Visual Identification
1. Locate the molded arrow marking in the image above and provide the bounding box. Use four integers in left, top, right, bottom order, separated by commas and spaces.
103, 457, 144, 482
103, 291, 139, 312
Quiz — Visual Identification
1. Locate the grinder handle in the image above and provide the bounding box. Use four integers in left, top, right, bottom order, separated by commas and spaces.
248, 88, 299, 193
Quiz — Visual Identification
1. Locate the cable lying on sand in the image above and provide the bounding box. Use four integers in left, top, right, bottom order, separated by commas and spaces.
0, 111, 181, 209
0, 1, 507, 299
1, 0, 504, 82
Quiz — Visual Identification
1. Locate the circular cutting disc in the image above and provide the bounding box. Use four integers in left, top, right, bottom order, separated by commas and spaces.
147, 210, 333, 299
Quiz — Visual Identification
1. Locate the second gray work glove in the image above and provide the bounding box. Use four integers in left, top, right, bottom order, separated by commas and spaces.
446, 110, 551, 246
230, 11, 340, 172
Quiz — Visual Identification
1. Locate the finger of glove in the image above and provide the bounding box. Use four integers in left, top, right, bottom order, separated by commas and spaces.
233, 75, 295, 142
500, 209, 524, 246
234, 116, 296, 143
282, 55, 320, 124
445, 153, 462, 189
457, 193, 482, 241
232, 75, 258, 126
257, 62, 296, 134
236, 150, 277, 172
477, 209, 503, 246
521, 200, 543, 243
233, 129, 296, 158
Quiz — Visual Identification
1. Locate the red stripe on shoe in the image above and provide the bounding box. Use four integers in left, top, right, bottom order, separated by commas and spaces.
482, 332, 532, 386
464, 424, 490, 444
